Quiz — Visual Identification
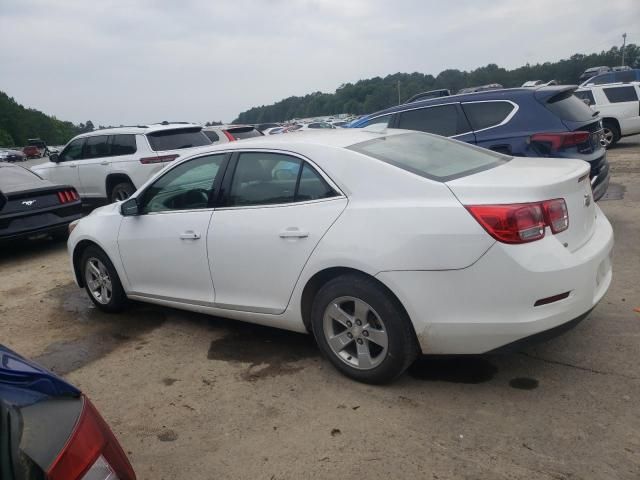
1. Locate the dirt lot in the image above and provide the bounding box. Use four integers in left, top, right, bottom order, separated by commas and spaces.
2, 139, 640, 479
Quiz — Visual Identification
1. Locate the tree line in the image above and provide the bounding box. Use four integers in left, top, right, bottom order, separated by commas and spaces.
0, 91, 97, 148
233, 44, 639, 124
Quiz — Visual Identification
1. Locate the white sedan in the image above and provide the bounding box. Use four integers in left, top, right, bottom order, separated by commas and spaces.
67, 129, 613, 383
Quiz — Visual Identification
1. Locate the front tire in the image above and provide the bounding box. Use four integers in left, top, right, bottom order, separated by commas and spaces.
311, 274, 419, 384
80, 246, 127, 312
110, 182, 135, 203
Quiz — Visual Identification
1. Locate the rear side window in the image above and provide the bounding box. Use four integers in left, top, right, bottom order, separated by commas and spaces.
229, 153, 300, 206
603, 86, 639, 103
83, 136, 110, 159
396, 104, 467, 137
203, 130, 220, 142
297, 163, 336, 201
228, 127, 262, 140
110, 135, 137, 156
349, 132, 508, 182
544, 91, 595, 122
614, 70, 639, 83
146, 128, 211, 151
574, 90, 595, 106
462, 101, 515, 131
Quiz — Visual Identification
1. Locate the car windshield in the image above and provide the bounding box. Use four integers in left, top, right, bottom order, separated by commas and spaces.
349, 132, 509, 182
146, 128, 211, 151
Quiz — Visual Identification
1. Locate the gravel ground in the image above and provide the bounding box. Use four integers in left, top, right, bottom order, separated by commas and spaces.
1, 138, 639, 479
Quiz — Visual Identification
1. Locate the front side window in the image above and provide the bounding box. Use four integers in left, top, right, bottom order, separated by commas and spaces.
589, 73, 614, 85
83, 135, 110, 159
396, 104, 464, 137
574, 90, 596, 106
60, 138, 85, 161
462, 101, 515, 131
615, 70, 638, 83
110, 135, 137, 156
141, 154, 225, 213
227, 152, 337, 207
603, 86, 639, 103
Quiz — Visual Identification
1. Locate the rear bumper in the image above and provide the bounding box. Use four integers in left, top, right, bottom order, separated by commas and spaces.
0, 206, 83, 241
377, 207, 613, 354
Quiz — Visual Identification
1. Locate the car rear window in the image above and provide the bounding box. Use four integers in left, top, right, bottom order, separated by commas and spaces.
146, 128, 211, 151
227, 127, 262, 140
544, 91, 595, 122
0, 165, 41, 188
348, 132, 508, 182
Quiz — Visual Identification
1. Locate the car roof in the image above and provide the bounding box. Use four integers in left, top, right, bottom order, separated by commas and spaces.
73, 122, 202, 138
355, 85, 574, 120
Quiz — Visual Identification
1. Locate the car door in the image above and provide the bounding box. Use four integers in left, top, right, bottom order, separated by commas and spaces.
50, 138, 84, 189
208, 151, 347, 314
78, 135, 112, 198
600, 85, 640, 135
395, 103, 476, 144
117, 153, 229, 304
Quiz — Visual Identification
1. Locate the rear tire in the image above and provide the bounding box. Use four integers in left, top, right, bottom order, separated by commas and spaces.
110, 182, 135, 203
80, 246, 127, 312
311, 274, 419, 384
602, 120, 620, 148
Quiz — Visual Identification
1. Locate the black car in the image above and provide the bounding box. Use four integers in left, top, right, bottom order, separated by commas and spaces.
350, 86, 610, 200
0, 162, 82, 241
0, 149, 26, 162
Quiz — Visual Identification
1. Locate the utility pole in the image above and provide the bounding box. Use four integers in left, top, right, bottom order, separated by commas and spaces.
621, 33, 627, 67
397, 80, 401, 105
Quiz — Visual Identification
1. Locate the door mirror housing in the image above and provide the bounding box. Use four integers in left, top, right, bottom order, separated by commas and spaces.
49, 152, 60, 163
121, 197, 139, 216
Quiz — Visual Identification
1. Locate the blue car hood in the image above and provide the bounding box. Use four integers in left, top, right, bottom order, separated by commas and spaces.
0, 344, 80, 398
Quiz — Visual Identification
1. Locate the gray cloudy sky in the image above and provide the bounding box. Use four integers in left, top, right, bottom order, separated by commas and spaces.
1, 0, 638, 125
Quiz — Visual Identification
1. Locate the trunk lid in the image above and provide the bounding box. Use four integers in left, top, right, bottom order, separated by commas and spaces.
446, 157, 596, 251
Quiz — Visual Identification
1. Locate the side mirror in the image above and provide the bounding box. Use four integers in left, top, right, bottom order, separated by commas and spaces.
49, 153, 60, 163
0, 191, 6, 211
121, 197, 139, 216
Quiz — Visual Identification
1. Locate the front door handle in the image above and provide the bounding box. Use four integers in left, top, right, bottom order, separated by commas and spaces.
68, 164, 77, 168
279, 228, 309, 239
100, 161, 109, 166
180, 231, 201, 240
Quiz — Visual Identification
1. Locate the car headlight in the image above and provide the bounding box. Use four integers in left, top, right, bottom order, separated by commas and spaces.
68, 219, 80, 235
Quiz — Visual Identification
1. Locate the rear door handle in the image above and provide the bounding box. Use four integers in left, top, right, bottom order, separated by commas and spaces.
279, 228, 309, 239
180, 231, 201, 240
100, 161, 109, 166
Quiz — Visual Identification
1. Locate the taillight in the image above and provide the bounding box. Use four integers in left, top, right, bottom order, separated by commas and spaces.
530, 131, 590, 152
466, 198, 569, 244
223, 130, 236, 141
57, 189, 79, 204
542, 198, 569, 233
139, 154, 179, 164
47, 395, 136, 480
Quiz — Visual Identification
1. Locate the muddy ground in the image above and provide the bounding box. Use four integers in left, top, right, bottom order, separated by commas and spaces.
2, 138, 640, 479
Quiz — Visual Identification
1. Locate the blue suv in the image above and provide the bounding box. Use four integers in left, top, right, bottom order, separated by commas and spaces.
349, 86, 610, 200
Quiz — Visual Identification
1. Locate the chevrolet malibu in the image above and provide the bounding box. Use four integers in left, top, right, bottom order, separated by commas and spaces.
67, 129, 613, 384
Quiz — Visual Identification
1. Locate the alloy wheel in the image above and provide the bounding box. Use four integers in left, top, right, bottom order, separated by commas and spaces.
322, 296, 388, 370
602, 128, 614, 147
85, 257, 112, 305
